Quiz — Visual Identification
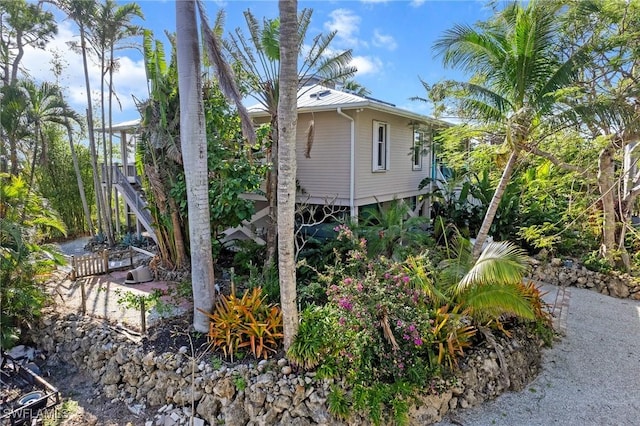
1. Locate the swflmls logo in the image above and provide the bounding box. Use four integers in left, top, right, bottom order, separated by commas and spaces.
2, 407, 71, 420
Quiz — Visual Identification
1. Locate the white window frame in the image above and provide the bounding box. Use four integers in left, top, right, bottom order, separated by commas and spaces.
412, 130, 424, 171
372, 121, 390, 172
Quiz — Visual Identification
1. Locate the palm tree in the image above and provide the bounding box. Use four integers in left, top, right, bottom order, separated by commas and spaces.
92, 0, 143, 236
57, 0, 113, 244
224, 9, 357, 266
277, 0, 299, 350
21, 81, 81, 190
340, 79, 371, 97
176, 0, 217, 333
433, 1, 586, 258
0, 82, 28, 175
439, 238, 535, 323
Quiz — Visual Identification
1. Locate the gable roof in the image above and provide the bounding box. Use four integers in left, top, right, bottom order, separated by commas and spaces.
248, 84, 449, 128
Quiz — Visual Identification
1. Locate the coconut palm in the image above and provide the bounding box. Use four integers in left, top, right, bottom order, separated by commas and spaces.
224, 8, 357, 266
439, 238, 535, 323
433, 1, 587, 258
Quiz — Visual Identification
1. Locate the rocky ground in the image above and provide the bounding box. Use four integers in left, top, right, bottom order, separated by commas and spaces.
13, 312, 209, 426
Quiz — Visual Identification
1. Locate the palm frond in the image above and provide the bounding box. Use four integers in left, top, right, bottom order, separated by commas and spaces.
455, 241, 529, 295
434, 24, 507, 75
461, 282, 535, 321
197, 0, 256, 147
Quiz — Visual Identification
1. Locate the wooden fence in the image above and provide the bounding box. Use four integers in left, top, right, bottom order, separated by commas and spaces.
70, 248, 134, 280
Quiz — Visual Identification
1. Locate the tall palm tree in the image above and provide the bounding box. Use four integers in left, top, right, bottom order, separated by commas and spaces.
172, 0, 262, 332
57, 0, 113, 244
92, 0, 143, 235
277, 0, 299, 350
433, 1, 586, 258
224, 9, 357, 266
176, 0, 216, 333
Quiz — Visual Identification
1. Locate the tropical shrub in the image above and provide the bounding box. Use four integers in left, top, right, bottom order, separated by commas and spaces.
356, 200, 433, 261
289, 226, 553, 424
199, 287, 283, 360
0, 174, 65, 348
289, 227, 475, 424
437, 237, 538, 325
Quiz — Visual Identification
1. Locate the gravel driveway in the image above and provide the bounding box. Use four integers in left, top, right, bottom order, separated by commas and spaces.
437, 286, 640, 426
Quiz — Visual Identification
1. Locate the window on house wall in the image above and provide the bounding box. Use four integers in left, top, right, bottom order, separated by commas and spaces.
413, 128, 433, 171
372, 121, 389, 172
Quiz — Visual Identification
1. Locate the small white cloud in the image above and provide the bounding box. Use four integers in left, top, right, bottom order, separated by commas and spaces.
410, 0, 426, 7
20, 20, 148, 122
361, 0, 388, 3
325, 9, 363, 48
372, 29, 397, 51
351, 56, 383, 76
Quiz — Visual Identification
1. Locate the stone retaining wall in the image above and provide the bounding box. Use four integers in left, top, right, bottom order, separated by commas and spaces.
31, 314, 544, 425
530, 259, 640, 300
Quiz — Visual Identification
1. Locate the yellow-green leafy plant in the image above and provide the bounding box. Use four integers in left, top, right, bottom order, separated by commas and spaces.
199, 287, 283, 360
430, 304, 476, 370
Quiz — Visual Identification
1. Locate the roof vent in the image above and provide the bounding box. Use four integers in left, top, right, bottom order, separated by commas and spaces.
310, 89, 331, 100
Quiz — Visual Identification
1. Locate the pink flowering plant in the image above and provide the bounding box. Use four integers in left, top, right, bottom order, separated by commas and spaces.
306, 226, 466, 385
289, 226, 531, 424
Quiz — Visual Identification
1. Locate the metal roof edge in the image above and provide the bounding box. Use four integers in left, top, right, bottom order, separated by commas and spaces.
250, 101, 451, 128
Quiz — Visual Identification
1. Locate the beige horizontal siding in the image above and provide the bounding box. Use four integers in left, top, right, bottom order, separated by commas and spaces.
353, 109, 430, 202
295, 111, 351, 199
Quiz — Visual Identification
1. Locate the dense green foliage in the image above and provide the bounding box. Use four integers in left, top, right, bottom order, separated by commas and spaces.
36, 128, 94, 236
170, 83, 270, 257
0, 174, 65, 348
287, 225, 551, 424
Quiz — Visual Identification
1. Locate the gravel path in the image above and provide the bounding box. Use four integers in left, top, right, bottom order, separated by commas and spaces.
437, 286, 640, 426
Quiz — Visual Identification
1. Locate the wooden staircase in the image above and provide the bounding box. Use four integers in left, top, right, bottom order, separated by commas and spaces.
112, 167, 158, 244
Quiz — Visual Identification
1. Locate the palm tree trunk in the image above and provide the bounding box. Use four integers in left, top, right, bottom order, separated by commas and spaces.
265, 119, 279, 269
598, 146, 617, 264
65, 120, 94, 235
168, 195, 187, 269
472, 150, 519, 259
277, 0, 299, 351
99, 43, 114, 245
176, 0, 216, 333
79, 24, 110, 242
108, 46, 116, 240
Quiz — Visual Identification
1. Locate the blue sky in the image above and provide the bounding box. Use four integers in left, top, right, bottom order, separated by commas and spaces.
22, 1, 492, 125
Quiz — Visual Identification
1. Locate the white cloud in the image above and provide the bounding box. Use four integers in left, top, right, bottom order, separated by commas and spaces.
351, 56, 383, 76
372, 29, 397, 51
410, 0, 426, 7
361, 0, 388, 3
324, 9, 364, 48
19, 20, 148, 122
